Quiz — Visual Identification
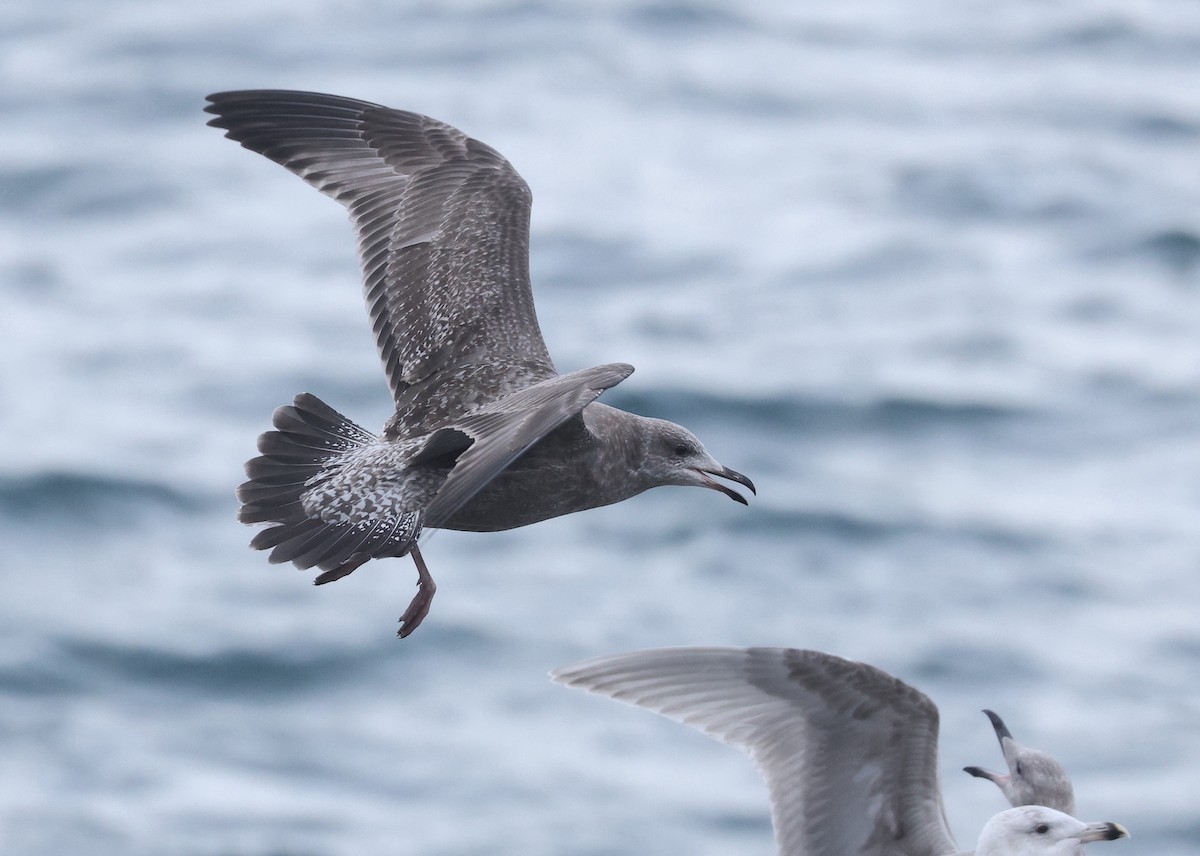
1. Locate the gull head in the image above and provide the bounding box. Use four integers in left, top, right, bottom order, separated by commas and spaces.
640, 419, 755, 504
978, 806, 1128, 856
964, 709, 1075, 814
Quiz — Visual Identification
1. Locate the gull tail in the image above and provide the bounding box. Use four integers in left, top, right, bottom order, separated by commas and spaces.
237, 393, 387, 577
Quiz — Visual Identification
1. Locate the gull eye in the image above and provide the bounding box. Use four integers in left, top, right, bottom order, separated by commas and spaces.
1035, 824, 1049, 835
1015, 762, 1023, 775
672, 443, 692, 457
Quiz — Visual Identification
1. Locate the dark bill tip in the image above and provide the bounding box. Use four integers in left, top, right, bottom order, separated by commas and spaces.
982, 709, 1013, 742
725, 466, 756, 495
1103, 823, 1130, 841
699, 466, 755, 505
962, 766, 992, 780
1080, 822, 1131, 843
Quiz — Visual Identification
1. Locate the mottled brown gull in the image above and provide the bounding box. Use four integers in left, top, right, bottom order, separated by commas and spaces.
203, 91, 754, 637
964, 709, 1075, 815
553, 647, 1128, 856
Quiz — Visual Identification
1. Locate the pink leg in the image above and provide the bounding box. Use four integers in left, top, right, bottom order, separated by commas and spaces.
397, 544, 437, 638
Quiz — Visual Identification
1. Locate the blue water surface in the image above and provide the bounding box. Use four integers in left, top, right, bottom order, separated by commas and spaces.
2, 1, 1198, 854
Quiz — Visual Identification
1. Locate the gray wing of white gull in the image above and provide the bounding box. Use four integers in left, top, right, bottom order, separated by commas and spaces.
552, 647, 959, 856
963, 710, 1075, 815
203, 89, 556, 427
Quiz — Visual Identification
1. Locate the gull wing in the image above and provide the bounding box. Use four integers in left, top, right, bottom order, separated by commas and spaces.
205, 90, 556, 410
420, 362, 633, 529
553, 647, 959, 856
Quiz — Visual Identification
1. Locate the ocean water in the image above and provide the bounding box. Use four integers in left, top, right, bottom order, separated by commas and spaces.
2, 1, 1198, 853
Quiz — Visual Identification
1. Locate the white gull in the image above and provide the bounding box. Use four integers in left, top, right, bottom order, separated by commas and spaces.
552, 647, 1128, 856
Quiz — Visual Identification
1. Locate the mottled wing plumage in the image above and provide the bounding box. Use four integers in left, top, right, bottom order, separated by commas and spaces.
204, 90, 556, 417
424, 362, 634, 528
553, 647, 959, 856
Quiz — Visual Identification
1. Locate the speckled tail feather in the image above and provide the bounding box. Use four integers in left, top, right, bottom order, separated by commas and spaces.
236, 393, 409, 575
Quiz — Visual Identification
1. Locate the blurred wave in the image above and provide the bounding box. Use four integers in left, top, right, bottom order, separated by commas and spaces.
1, 1, 1198, 854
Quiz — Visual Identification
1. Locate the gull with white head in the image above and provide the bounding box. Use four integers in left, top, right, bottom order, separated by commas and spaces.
553, 647, 1128, 856
979, 806, 1126, 856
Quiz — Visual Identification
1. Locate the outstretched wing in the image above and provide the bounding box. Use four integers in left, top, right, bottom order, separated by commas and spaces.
553, 647, 959, 856
204, 90, 556, 410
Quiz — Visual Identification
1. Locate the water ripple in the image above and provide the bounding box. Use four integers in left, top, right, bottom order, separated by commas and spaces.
0, 471, 203, 525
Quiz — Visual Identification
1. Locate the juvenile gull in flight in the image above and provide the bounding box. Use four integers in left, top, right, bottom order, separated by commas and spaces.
552, 647, 1128, 856
964, 709, 1075, 815
204, 91, 754, 637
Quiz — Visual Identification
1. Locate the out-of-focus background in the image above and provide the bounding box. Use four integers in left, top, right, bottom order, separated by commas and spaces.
2, 1, 1198, 853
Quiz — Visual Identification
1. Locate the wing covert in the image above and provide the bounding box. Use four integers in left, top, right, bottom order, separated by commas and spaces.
421, 362, 634, 528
